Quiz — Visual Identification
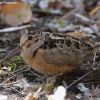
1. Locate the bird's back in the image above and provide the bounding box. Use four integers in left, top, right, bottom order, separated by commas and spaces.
42, 32, 95, 67
20, 31, 97, 74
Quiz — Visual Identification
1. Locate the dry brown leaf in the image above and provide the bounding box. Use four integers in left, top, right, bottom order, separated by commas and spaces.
67, 31, 86, 39
0, 2, 32, 26
24, 93, 37, 100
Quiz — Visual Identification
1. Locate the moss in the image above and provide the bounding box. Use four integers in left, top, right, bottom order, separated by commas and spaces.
43, 83, 54, 93
7, 55, 24, 72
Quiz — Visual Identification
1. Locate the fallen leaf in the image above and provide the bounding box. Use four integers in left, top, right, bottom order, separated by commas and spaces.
48, 86, 66, 100
0, 2, 32, 26
24, 93, 37, 100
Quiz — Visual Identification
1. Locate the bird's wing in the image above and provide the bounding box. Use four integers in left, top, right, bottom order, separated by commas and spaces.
42, 33, 94, 66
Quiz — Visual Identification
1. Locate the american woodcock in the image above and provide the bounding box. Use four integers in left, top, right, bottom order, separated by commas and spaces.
20, 30, 99, 75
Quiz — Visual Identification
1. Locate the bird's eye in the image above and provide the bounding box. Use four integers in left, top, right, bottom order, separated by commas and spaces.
28, 36, 33, 40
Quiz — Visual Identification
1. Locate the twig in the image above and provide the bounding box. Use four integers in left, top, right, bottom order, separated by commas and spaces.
0, 67, 30, 86
0, 24, 32, 33
0, 1, 18, 4
67, 69, 95, 89
0, 80, 21, 87
74, 13, 95, 25
10, 65, 30, 76
8, 86, 23, 95
0, 45, 21, 64
29, 70, 42, 77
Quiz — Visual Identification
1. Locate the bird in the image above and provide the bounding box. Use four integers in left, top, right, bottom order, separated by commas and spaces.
20, 30, 98, 75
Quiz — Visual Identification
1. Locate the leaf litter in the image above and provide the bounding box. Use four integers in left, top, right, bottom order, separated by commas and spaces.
0, 0, 100, 100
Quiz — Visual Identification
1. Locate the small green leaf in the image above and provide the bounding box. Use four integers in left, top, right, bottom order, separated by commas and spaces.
58, 19, 65, 27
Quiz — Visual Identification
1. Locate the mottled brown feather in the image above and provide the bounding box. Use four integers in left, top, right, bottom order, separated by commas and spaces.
20, 31, 97, 75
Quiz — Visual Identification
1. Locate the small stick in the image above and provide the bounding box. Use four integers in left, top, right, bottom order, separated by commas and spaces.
67, 69, 94, 89
0, 24, 32, 33
74, 13, 95, 25
0, 45, 21, 64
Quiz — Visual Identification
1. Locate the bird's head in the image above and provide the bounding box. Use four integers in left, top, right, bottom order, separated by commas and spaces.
20, 29, 38, 50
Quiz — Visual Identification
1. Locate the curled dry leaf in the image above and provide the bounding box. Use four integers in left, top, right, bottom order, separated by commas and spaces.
0, 2, 32, 26
78, 83, 91, 97
47, 86, 66, 100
